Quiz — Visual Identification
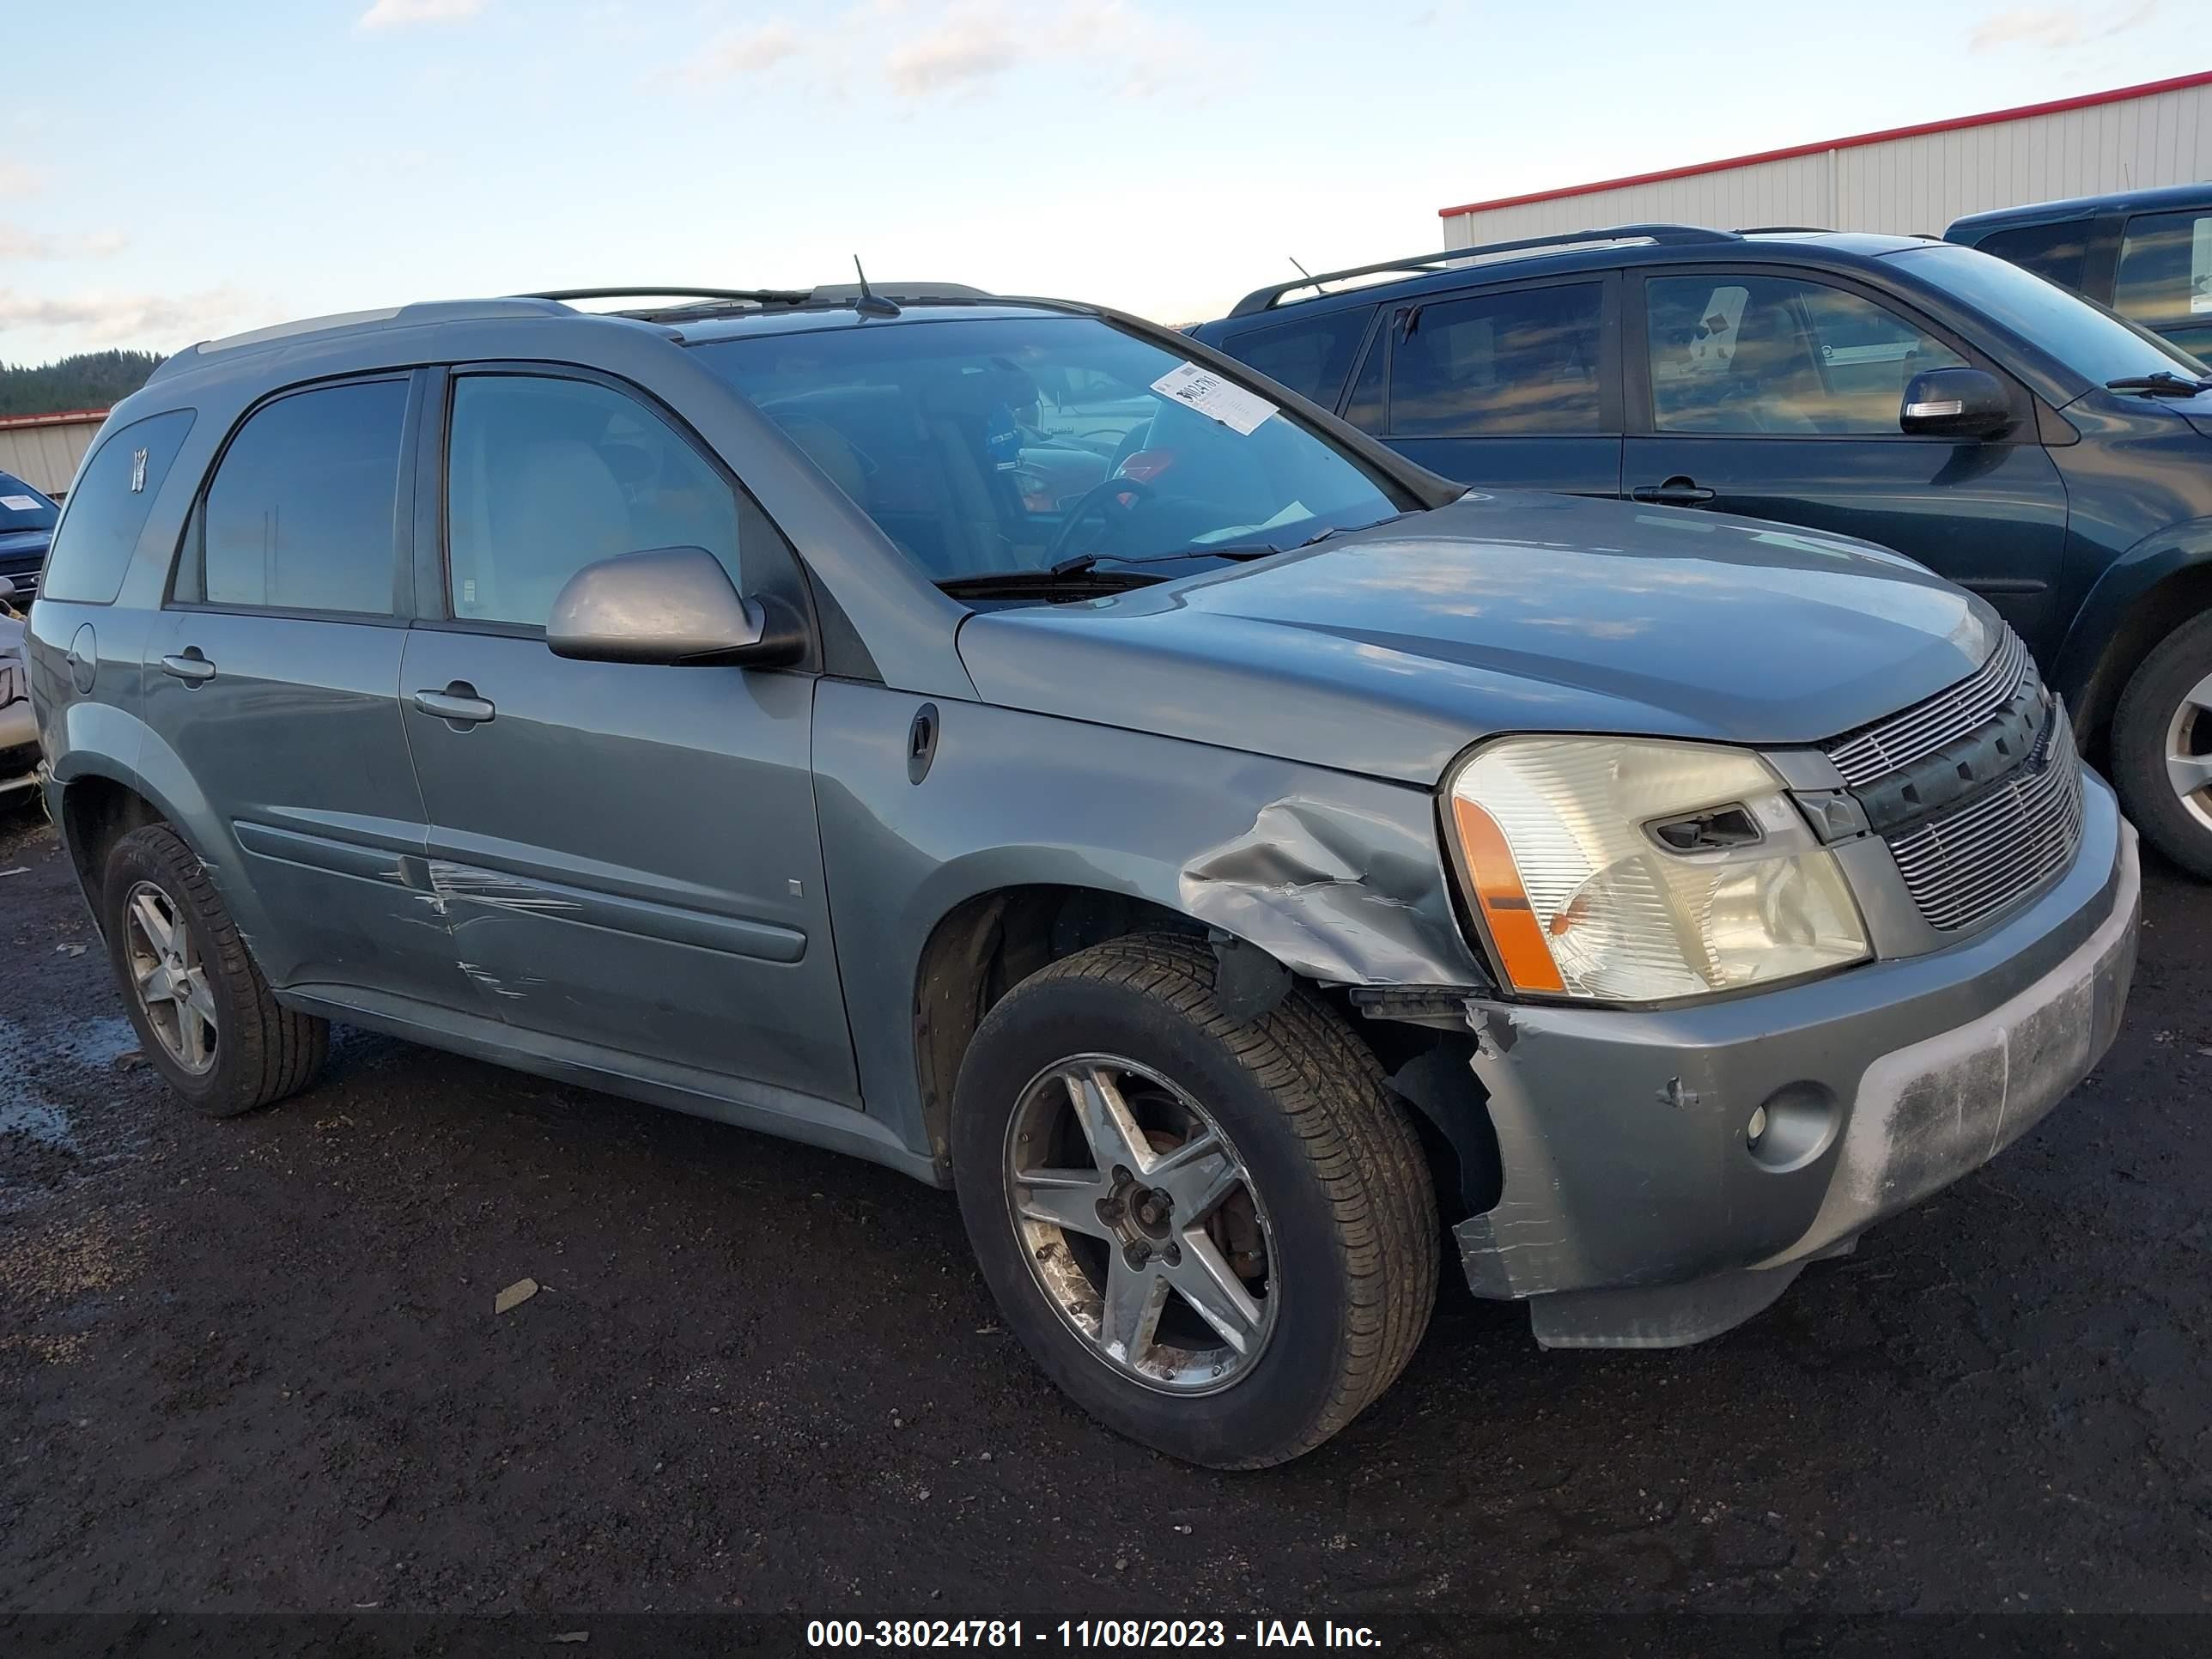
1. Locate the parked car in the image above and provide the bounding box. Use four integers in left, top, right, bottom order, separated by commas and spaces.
27, 283, 2137, 1467
0, 468, 59, 602
1191, 225, 2212, 878
0, 575, 37, 804
1948, 183, 2212, 360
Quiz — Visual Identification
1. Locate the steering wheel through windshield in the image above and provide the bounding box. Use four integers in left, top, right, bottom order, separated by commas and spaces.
1043, 474, 1155, 567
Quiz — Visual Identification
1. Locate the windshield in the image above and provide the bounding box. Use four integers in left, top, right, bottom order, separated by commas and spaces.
690, 315, 1407, 587
0, 473, 58, 534
1888, 242, 2209, 386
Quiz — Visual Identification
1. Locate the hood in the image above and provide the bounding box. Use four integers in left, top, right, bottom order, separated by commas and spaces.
957, 491, 2002, 785
0, 526, 50, 568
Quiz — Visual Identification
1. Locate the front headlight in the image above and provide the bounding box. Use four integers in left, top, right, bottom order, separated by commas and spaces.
1445, 736, 1869, 1003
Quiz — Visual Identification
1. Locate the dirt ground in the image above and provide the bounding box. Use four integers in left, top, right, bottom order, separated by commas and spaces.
5, 800, 2211, 1638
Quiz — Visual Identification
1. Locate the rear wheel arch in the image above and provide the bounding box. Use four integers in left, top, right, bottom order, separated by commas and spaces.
57, 770, 170, 917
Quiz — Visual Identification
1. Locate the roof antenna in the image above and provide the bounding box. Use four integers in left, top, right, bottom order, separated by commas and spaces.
852, 256, 901, 318
1289, 255, 1327, 295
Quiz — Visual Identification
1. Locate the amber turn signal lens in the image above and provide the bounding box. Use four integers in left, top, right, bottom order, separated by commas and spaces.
1449, 794, 1565, 994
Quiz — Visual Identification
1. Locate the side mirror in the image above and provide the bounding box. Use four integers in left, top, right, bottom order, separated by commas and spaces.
1900, 367, 2012, 439
545, 546, 805, 668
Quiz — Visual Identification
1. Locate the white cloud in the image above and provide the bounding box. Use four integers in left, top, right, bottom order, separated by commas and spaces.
0, 287, 271, 351
884, 7, 1023, 95
0, 226, 128, 261
683, 21, 802, 83
678, 0, 1196, 100
0, 159, 46, 194
357, 0, 489, 31
1969, 0, 2156, 50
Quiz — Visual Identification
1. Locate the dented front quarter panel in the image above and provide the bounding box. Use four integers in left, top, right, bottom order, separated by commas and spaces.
810, 679, 1489, 1164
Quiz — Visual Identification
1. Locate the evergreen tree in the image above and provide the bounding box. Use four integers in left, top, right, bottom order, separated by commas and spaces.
0, 350, 164, 417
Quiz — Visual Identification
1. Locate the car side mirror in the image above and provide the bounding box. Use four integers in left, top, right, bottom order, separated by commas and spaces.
1900, 367, 2013, 439
545, 546, 805, 668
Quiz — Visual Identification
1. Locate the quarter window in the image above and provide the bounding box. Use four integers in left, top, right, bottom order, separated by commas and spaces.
1972, 220, 2094, 293
2113, 210, 2212, 356
201, 380, 407, 613
1387, 283, 1605, 437
1224, 308, 1375, 406
40, 410, 196, 605
1644, 275, 1966, 435
444, 375, 740, 629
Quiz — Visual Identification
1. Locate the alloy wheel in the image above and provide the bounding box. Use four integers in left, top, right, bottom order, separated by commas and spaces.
1004, 1054, 1277, 1395
2167, 669, 2212, 832
123, 879, 219, 1075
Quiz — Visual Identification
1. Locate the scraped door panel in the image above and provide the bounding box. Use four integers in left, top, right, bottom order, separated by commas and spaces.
398, 629, 856, 1103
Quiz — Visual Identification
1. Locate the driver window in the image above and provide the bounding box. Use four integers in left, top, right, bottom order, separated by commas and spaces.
1645, 275, 1966, 435
446, 374, 741, 628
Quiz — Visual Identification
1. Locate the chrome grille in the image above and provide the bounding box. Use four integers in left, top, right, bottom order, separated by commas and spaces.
1827, 628, 2029, 788
1887, 702, 2083, 933
0, 659, 23, 710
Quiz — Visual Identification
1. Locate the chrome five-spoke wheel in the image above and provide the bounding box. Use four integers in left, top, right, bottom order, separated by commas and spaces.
1006, 1054, 1276, 1393
123, 878, 218, 1075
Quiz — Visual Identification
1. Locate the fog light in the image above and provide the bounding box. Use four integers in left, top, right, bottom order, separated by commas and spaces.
1747, 1105, 1769, 1146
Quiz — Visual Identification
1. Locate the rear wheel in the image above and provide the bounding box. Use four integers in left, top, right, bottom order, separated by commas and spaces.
2112, 611, 2212, 879
951, 933, 1437, 1468
101, 823, 329, 1115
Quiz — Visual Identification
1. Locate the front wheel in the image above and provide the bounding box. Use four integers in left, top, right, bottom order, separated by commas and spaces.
2111, 611, 2212, 880
951, 934, 1437, 1468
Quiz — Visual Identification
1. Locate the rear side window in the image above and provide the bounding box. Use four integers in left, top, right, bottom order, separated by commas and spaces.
1388, 283, 1605, 436
198, 380, 408, 615
2114, 210, 2212, 355
38, 410, 197, 605
1644, 275, 1966, 435
445, 374, 741, 629
1224, 308, 1373, 406
1972, 220, 2094, 294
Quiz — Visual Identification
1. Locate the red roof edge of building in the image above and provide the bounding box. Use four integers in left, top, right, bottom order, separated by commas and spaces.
1437, 68, 2212, 219
0, 407, 110, 429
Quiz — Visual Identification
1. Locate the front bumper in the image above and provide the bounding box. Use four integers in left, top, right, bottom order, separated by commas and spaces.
1453, 771, 2139, 1348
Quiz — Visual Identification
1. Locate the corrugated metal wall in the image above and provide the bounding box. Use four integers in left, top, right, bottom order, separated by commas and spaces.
1443, 77, 2212, 249
0, 416, 102, 495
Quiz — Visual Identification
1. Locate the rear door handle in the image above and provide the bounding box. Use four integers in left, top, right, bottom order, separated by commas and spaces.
412, 684, 496, 726
1631, 477, 1717, 507
161, 650, 216, 684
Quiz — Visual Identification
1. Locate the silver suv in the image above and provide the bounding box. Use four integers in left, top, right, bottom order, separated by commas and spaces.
25, 284, 2139, 1467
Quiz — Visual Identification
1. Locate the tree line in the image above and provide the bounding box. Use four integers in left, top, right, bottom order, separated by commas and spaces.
0, 349, 163, 418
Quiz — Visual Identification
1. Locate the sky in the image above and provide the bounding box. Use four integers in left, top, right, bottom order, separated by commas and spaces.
0, 0, 2203, 366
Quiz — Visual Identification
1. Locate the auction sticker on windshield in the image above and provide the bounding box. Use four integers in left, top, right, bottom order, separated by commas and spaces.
1149, 362, 1277, 435
1, 495, 40, 511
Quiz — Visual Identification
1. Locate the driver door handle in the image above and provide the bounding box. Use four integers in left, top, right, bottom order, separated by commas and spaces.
1631, 477, 1717, 507
413, 684, 496, 726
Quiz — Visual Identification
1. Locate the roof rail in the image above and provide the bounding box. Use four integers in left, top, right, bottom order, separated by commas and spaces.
526, 283, 992, 319
1735, 224, 1832, 234
527, 285, 813, 307
147, 298, 574, 383
1224, 224, 1741, 317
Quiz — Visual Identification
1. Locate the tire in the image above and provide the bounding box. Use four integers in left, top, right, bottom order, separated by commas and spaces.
2111, 611, 2212, 881
100, 823, 329, 1115
951, 933, 1438, 1468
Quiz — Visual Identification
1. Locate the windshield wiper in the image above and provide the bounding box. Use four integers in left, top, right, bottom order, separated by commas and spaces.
934, 567, 1171, 599
1049, 545, 1281, 579
2105, 371, 2212, 397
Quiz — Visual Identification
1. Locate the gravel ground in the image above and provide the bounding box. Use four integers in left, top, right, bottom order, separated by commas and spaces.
4, 802, 2210, 1636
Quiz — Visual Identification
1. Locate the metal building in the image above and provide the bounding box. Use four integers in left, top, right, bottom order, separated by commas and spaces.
1440, 70, 2212, 250
0, 408, 106, 496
